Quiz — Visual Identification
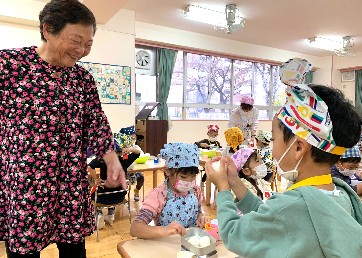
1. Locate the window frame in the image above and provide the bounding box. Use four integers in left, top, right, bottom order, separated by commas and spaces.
135, 47, 285, 121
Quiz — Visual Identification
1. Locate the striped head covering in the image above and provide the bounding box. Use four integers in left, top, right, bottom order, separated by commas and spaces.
120, 125, 136, 135
278, 58, 346, 155
207, 124, 219, 133
231, 148, 255, 171
224, 127, 244, 152
160, 143, 199, 168
341, 146, 361, 159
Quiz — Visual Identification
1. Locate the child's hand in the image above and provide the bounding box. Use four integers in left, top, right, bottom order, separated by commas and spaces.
163, 221, 186, 237
205, 157, 230, 191
196, 216, 209, 229
223, 156, 240, 188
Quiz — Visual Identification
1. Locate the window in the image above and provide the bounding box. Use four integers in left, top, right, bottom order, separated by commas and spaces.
135, 46, 287, 121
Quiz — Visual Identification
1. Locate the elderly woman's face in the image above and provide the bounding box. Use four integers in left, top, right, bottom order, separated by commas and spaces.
45, 23, 94, 67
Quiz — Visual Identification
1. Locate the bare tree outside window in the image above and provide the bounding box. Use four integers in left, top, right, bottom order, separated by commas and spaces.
135, 46, 290, 121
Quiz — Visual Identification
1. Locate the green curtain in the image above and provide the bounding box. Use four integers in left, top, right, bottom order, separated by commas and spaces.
156, 48, 177, 122
304, 71, 314, 84
355, 70, 362, 115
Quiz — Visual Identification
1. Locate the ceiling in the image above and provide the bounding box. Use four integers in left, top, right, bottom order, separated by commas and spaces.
21, 0, 362, 57
119, 0, 362, 57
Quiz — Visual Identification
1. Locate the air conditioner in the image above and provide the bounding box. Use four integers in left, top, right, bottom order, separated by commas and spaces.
341, 71, 355, 82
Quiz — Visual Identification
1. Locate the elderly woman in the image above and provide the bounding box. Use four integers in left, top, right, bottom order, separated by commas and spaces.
228, 95, 259, 146
0, 0, 126, 257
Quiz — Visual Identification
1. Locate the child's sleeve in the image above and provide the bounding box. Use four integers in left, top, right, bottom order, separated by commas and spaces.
134, 187, 166, 224
216, 141, 222, 148
88, 159, 101, 170
216, 190, 288, 257
133, 144, 143, 154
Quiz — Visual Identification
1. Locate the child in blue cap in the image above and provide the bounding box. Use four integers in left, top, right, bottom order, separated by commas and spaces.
130, 143, 207, 239
331, 145, 362, 195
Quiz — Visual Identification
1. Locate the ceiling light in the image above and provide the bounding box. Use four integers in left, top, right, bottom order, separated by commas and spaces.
307, 36, 355, 56
182, 4, 226, 26
182, 4, 245, 34
307, 36, 345, 51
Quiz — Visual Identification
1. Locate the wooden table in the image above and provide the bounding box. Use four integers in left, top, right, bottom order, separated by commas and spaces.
127, 159, 166, 189
199, 158, 212, 206
117, 234, 238, 258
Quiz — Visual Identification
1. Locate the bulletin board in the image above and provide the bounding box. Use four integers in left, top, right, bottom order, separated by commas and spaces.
78, 61, 131, 104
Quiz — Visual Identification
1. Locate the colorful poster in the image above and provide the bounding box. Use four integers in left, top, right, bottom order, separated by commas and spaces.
78, 61, 131, 104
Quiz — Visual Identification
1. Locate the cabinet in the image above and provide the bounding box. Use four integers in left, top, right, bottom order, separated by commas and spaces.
135, 119, 168, 156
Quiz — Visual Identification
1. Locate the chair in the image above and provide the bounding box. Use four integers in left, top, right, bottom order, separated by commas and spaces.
127, 172, 145, 201
92, 179, 132, 241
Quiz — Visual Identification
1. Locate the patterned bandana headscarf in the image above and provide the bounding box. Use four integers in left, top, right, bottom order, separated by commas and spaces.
120, 125, 136, 135
231, 148, 255, 171
113, 133, 133, 152
278, 58, 346, 155
256, 130, 272, 144
207, 124, 219, 133
160, 142, 200, 168
224, 127, 244, 152
341, 146, 361, 159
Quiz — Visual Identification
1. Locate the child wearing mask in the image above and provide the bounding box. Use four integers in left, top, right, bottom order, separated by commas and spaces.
205, 58, 362, 257
231, 148, 271, 199
255, 130, 275, 183
130, 143, 207, 239
331, 146, 362, 195
119, 125, 145, 201
195, 124, 222, 149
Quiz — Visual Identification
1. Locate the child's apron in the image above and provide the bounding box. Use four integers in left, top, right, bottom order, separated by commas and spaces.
158, 181, 199, 228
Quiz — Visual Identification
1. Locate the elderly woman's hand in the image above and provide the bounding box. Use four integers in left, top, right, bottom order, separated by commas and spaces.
103, 151, 127, 189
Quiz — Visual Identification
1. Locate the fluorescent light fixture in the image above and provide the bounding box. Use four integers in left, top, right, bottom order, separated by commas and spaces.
182, 4, 244, 28
307, 36, 344, 51
182, 5, 225, 26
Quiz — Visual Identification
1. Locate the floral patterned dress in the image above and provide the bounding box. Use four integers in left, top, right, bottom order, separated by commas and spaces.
0, 46, 114, 254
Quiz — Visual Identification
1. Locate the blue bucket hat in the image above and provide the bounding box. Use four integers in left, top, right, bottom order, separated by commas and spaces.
341, 146, 361, 159
160, 143, 199, 168
120, 125, 136, 136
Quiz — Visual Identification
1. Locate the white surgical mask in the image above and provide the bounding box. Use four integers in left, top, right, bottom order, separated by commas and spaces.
274, 138, 303, 182
339, 168, 358, 177
174, 179, 196, 193
250, 163, 268, 179
209, 137, 218, 142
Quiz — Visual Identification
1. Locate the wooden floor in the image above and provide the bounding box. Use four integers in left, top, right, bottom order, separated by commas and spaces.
0, 170, 217, 258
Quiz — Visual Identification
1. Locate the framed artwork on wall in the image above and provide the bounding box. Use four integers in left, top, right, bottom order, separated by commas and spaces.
78, 61, 131, 104
341, 71, 355, 82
